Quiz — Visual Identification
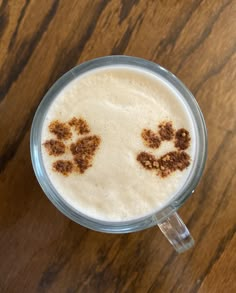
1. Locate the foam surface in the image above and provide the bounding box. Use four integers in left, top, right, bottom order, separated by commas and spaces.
41, 66, 195, 221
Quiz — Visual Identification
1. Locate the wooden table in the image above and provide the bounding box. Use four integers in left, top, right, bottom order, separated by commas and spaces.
0, 1, 235, 292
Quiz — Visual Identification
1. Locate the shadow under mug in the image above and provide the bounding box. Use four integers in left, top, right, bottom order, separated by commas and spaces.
31, 56, 207, 253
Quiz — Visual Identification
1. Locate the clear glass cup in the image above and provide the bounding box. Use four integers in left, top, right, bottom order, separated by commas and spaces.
30, 56, 207, 253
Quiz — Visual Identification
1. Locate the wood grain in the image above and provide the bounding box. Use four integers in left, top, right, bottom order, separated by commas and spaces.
0, 0, 235, 292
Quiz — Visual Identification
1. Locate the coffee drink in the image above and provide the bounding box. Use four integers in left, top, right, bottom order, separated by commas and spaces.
41, 66, 195, 221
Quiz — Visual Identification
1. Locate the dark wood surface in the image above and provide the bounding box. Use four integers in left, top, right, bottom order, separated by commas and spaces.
0, 1, 235, 292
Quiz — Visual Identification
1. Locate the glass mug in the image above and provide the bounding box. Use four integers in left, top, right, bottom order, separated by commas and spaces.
31, 56, 207, 253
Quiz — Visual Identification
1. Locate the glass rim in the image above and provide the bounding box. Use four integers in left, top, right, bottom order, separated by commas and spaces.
30, 55, 207, 233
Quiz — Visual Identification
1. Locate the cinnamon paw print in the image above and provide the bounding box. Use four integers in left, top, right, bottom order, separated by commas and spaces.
43, 117, 101, 176
137, 121, 191, 178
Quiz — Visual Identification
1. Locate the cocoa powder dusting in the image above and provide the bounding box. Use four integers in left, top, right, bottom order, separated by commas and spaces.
43, 139, 65, 156
158, 151, 190, 177
175, 128, 190, 150
70, 135, 100, 156
69, 117, 90, 135
70, 135, 101, 173
44, 118, 101, 176
73, 157, 92, 174
137, 121, 191, 178
53, 160, 73, 176
137, 152, 159, 170
158, 121, 175, 141
49, 120, 72, 140
141, 129, 161, 148
137, 150, 190, 178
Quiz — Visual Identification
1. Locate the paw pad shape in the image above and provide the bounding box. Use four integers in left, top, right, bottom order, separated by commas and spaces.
43, 118, 101, 176
137, 121, 191, 178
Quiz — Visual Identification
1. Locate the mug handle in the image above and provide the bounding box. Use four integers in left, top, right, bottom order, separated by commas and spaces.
158, 212, 194, 253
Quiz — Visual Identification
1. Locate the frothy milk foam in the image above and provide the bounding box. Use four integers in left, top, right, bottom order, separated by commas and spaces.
41, 66, 195, 221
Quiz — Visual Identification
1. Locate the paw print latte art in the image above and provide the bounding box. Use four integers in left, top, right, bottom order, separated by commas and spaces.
137, 121, 191, 178
41, 66, 195, 221
43, 118, 101, 176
